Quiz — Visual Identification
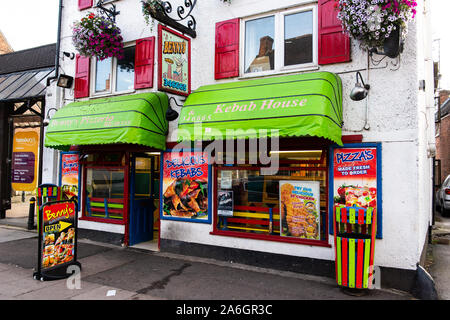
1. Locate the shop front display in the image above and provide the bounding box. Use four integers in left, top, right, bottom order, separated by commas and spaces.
45, 93, 169, 247
175, 71, 343, 247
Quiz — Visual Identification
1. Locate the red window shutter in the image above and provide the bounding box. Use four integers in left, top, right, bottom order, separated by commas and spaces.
134, 37, 155, 89
74, 54, 90, 99
78, 0, 93, 10
215, 18, 239, 80
318, 0, 350, 65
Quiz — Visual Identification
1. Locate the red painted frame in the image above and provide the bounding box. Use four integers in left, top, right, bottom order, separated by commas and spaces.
158, 24, 191, 96
211, 149, 331, 248
80, 152, 130, 244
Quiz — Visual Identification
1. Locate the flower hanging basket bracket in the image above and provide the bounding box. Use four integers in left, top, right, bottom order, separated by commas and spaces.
142, 0, 197, 38
96, 0, 120, 22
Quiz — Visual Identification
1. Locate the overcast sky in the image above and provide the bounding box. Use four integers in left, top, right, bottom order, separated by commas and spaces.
0, 0, 449, 89
0, 0, 59, 51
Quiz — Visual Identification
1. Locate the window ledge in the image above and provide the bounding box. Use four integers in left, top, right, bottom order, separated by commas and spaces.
238, 65, 320, 81
90, 89, 136, 99
210, 229, 331, 248
79, 216, 125, 225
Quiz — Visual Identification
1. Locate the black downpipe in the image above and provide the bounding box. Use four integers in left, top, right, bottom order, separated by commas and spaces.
47, 0, 64, 86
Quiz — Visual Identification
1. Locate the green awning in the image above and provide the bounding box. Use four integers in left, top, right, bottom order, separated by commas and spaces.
45, 92, 168, 151
178, 72, 343, 145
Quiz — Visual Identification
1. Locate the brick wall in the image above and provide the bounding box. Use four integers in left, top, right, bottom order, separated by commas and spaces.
0, 31, 13, 55
436, 113, 450, 184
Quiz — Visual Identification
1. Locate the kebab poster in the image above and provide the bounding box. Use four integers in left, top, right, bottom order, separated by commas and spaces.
280, 180, 321, 240
161, 151, 209, 222
36, 200, 79, 278
332, 147, 378, 210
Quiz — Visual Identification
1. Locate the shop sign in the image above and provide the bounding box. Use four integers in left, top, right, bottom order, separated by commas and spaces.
11, 130, 39, 191
329, 143, 382, 238
160, 150, 211, 223
34, 200, 81, 281
158, 25, 191, 96
279, 180, 321, 240
60, 152, 80, 200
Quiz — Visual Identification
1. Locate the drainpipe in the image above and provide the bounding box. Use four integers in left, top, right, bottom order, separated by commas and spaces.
47, 0, 64, 86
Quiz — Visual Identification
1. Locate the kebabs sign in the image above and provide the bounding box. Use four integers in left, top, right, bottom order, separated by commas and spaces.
158, 25, 191, 96
34, 200, 81, 281
160, 150, 211, 223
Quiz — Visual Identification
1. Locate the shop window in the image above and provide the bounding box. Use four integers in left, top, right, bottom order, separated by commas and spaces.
81, 152, 127, 224
213, 149, 329, 246
242, 5, 317, 76
93, 45, 136, 95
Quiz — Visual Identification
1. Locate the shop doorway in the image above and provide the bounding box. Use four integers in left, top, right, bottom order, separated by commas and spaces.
129, 153, 160, 249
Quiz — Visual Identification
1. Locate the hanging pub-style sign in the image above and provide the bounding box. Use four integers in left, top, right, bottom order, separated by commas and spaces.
158, 25, 191, 96
33, 199, 81, 281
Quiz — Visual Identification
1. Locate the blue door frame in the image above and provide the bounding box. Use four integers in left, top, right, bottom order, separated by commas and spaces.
129, 154, 155, 246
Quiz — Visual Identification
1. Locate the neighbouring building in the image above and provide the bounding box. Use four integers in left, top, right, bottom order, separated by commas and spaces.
0, 30, 13, 55
42, 0, 436, 294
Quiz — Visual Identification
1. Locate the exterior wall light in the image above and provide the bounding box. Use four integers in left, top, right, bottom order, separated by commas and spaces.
350, 71, 370, 101
56, 74, 74, 89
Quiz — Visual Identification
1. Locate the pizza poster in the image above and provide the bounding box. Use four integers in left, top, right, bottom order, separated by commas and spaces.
161, 151, 209, 222
60, 153, 79, 199
279, 180, 320, 240
158, 25, 191, 96
333, 147, 377, 209
40, 201, 77, 271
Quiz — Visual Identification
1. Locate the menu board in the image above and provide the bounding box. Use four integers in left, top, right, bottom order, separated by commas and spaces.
11, 130, 39, 191
279, 180, 321, 240
161, 150, 210, 223
39, 201, 78, 271
60, 152, 79, 199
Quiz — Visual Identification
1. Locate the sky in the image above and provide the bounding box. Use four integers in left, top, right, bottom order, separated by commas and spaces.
0, 0, 59, 51
0, 0, 449, 89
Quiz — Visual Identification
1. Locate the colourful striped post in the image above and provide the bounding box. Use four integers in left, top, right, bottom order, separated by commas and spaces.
334, 205, 377, 290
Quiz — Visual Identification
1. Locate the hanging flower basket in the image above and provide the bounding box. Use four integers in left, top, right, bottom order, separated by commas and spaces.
336, 0, 417, 54
141, 0, 164, 27
72, 12, 124, 61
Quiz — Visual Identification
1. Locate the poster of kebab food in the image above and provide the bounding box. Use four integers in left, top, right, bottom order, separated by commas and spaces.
333, 147, 377, 210
161, 151, 209, 222
279, 180, 321, 240
40, 201, 77, 270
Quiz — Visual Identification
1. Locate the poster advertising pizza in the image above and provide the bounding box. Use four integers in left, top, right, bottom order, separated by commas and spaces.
158, 25, 191, 96
60, 152, 79, 200
161, 150, 210, 223
279, 180, 321, 240
332, 147, 377, 210
40, 201, 77, 271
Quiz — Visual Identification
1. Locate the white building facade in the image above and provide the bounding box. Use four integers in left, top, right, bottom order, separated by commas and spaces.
44, 0, 436, 294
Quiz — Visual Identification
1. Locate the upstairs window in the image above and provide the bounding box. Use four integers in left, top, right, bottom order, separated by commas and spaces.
93, 45, 136, 95
242, 5, 317, 76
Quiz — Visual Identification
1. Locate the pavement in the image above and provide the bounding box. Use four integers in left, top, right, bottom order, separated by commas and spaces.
0, 196, 448, 303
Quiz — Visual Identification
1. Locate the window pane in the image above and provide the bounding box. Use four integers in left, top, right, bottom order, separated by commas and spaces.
216, 165, 327, 241
85, 167, 124, 220
284, 10, 313, 66
116, 46, 135, 92
95, 58, 112, 92
245, 16, 275, 74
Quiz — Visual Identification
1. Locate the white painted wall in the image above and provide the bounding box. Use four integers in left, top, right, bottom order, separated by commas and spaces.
55, 0, 434, 270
